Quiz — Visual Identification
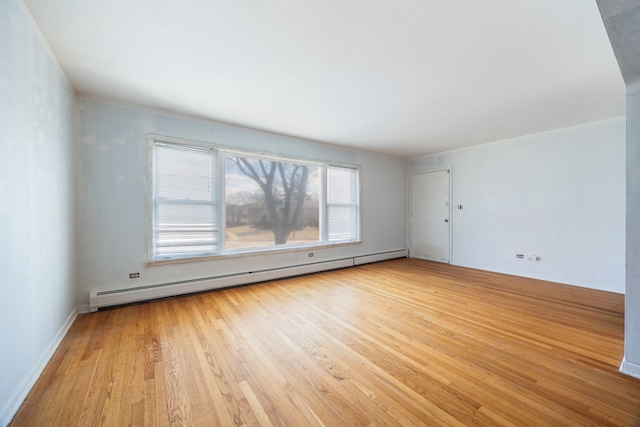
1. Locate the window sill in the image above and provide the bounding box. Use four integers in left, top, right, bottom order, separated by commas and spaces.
147, 240, 362, 267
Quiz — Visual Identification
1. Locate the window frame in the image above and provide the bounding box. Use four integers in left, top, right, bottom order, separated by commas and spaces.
147, 135, 361, 262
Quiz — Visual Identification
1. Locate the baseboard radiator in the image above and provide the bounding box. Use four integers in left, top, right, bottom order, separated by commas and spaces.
89, 249, 407, 312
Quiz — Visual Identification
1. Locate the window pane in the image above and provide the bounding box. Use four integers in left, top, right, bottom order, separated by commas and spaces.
327, 167, 357, 204
155, 203, 218, 255
225, 155, 320, 249
156, 145, 214, 201
327, 205, 358, 241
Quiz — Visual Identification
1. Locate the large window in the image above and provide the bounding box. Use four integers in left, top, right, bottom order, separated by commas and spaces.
151, 137, 360, 260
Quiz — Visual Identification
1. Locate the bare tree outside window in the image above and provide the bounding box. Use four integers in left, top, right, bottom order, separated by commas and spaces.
225, 155, 320, 248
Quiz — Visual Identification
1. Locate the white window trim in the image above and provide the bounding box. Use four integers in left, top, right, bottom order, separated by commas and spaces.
147, 134, 362, 263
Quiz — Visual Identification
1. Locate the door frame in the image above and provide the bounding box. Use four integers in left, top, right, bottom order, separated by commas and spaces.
409, 167, 453, 263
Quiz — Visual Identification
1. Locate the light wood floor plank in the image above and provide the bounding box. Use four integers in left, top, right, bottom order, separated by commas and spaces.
10, 259, 640, 426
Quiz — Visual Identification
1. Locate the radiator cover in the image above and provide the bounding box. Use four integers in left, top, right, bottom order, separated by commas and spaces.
89, 250, 407, 311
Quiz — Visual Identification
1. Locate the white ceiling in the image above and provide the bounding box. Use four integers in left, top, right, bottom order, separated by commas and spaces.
24, 0, 625, 158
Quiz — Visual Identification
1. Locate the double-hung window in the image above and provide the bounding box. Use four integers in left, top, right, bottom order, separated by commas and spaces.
327, 166, 360, 242
150, 136, 360, 260
153, 142, 219, 257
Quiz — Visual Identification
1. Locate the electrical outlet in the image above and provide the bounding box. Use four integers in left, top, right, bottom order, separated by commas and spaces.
308, 252, 314, 258
516, 254, 524, 259
129, 272, 140, 279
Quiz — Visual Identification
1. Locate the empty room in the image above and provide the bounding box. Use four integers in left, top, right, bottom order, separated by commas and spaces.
2, 0, 640, 425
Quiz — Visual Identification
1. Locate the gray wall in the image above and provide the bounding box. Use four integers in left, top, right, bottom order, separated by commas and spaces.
0, 0, 76, 423
624, 83, 640, 376
596, 0, 640, 378
75, 96, 408, 308
410, 118, 626, 293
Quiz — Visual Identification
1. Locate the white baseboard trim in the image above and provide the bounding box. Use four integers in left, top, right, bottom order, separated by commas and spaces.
354, 249, 408, 265
90, 249, 408, 311
620, 358, 640, 379
0, 307, 79, 427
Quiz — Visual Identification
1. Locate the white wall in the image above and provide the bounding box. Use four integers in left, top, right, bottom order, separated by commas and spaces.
0, 0, 76, 424
409, 118, 626, 293
76, 96, 407, 307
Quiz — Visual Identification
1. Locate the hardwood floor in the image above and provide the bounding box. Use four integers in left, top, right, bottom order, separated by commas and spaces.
11, 259, 640, 426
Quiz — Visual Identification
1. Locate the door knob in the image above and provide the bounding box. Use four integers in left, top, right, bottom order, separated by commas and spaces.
444, 219, 449, 222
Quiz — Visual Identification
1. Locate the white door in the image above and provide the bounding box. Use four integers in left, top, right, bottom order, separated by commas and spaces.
411, 170, 451, 263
